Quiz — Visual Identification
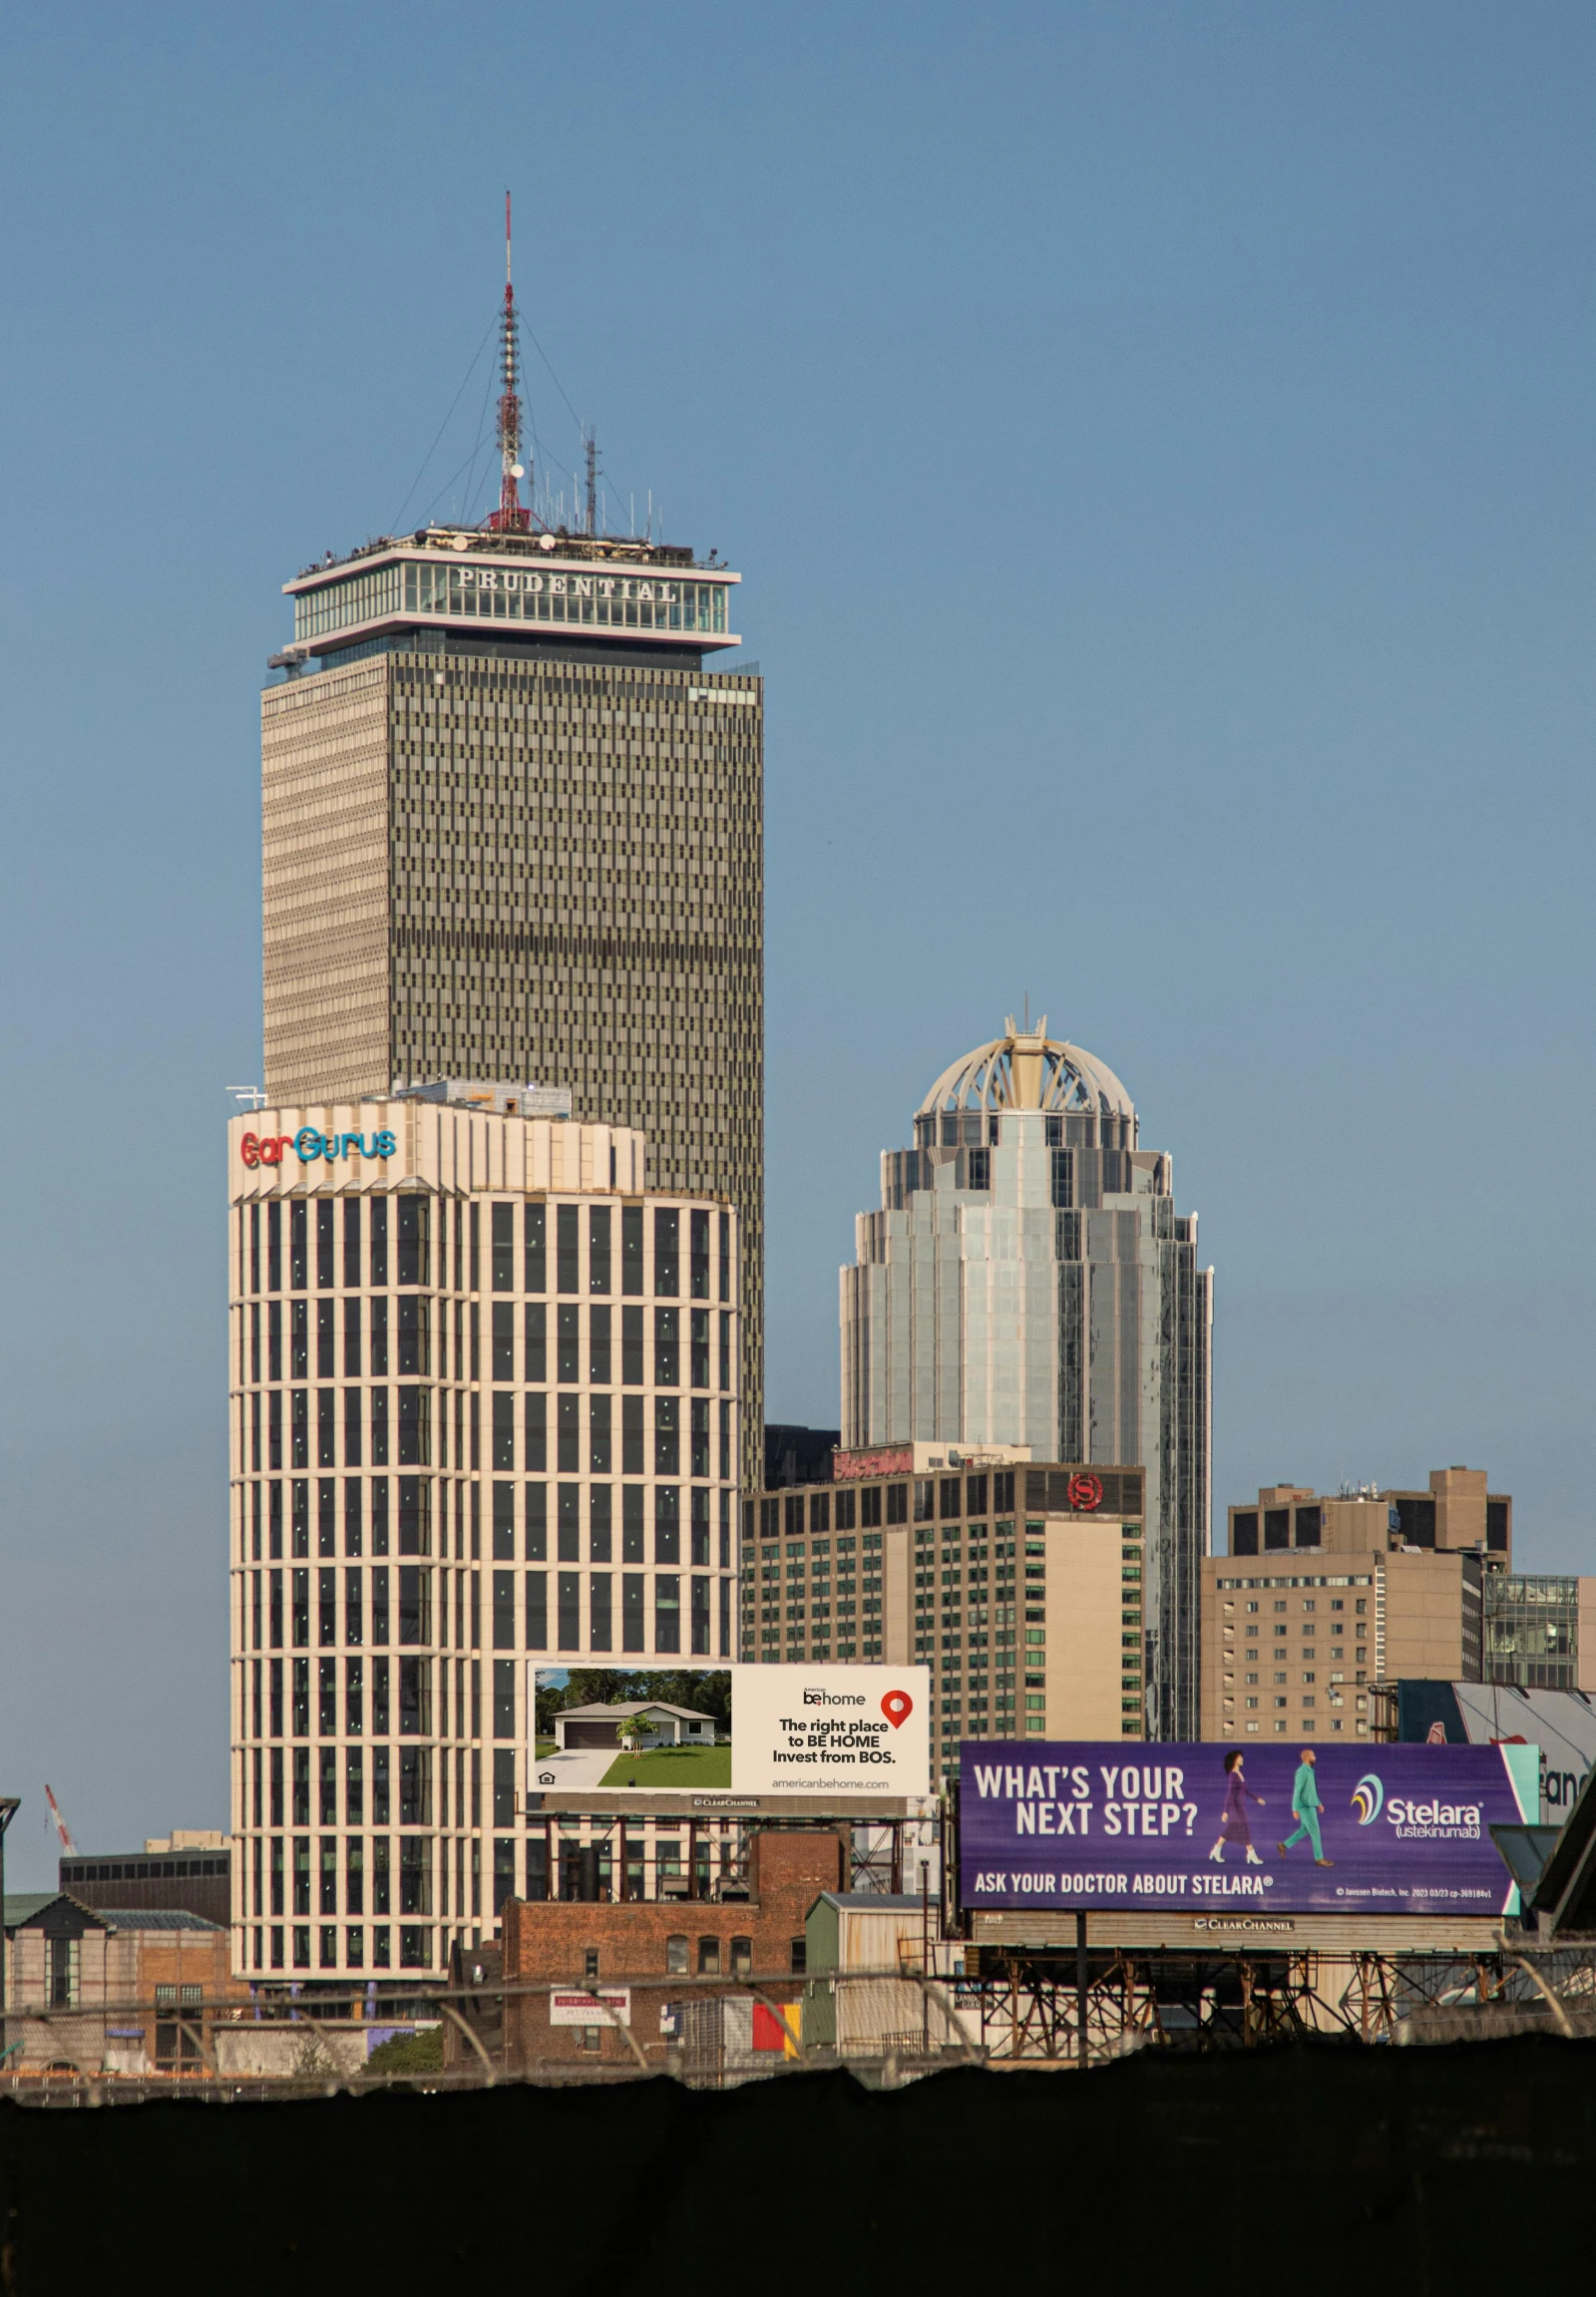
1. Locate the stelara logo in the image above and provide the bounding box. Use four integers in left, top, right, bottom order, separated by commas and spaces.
1385, 1794, 1482, 1835
241, 1127, 396, 1169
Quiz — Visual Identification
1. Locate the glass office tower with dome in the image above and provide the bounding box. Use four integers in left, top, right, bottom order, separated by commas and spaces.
840, 1018, 1213, 1738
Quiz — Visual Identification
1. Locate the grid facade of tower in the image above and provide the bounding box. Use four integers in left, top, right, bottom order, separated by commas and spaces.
227, 1104, 739, 1980
260, 642, 764, 1448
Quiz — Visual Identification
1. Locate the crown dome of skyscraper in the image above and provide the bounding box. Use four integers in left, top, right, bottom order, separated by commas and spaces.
917, 1016, 1135, 1119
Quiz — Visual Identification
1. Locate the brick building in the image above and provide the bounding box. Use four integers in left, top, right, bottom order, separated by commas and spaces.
2, 1895, 245, 2075
497, 1827, 842, 2074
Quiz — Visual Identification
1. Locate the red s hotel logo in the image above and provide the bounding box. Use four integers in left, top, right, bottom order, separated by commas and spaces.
1067, 1472, 1103, 1511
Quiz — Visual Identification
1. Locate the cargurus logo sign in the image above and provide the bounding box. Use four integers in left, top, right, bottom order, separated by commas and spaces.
240, 1128, 396, 1168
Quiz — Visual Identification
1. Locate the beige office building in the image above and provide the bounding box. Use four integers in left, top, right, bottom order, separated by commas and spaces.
745, 1448, 1147, 1765
1201, 1466, 1511, 1742
226, 1085, 739, 1980
260, 524, 764, 1450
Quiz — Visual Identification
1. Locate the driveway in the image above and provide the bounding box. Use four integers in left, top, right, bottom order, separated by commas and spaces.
531, 1743, 622, 1790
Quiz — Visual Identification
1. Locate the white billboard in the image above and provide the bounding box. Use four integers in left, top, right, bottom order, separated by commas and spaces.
731, 1666, 931, 1796
549, 1988, 630, 2028
527, 1662, 931, 1800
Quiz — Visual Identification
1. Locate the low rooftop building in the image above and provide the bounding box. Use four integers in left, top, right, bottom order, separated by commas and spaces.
497, 1827, 842, 2077
2, 1894, 244, 2077
60, 1839, 230, 1927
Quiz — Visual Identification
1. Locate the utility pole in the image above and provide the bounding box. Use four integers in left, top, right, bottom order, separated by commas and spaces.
0, 1796, 20, 2070
1075, 1909, 1088, 2067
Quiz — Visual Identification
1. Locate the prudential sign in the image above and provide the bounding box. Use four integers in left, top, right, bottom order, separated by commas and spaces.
960, 1741, 1533, 1916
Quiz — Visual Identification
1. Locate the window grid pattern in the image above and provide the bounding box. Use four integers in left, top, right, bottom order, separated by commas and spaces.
261, 646, 764, 1461
229, 1175, 738, 1980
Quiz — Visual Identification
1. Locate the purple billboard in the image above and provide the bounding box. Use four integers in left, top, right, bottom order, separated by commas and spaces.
960, 1741, 1533, 1916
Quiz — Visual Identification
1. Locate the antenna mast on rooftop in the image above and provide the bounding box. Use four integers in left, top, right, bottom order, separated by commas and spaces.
585, 429, 598, 537
487, 192, 531, 534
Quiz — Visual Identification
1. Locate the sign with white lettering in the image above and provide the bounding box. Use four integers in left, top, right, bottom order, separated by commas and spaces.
960, 1740, 1534, 1916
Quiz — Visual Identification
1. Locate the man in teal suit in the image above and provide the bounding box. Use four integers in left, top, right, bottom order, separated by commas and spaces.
1278, 1749, 1333, 1866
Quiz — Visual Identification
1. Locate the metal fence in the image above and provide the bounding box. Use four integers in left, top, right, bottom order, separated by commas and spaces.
0, 1966, 977, 2106
9, 1940, 1596, 2104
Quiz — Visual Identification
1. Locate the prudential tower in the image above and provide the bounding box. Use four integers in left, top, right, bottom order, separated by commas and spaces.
257, 203, 765, 1441
840, 1018, 1212, 1737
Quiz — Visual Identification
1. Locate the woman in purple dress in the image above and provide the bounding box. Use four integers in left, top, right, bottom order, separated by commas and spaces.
1208, 1748, 1265, 1865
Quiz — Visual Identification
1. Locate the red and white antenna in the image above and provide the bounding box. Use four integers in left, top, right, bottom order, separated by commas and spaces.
486, 191, 531, 533
44, 1784, 77, 1855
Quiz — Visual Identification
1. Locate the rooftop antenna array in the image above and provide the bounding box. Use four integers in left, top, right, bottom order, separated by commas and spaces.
486, 192, 532, 534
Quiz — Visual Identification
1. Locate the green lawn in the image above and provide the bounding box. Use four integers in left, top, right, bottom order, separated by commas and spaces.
535, 1738, 556, 1758
598, 1743, 732, 1788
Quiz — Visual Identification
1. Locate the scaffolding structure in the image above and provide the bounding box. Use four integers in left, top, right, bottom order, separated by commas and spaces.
960, 1944, 1548, 2059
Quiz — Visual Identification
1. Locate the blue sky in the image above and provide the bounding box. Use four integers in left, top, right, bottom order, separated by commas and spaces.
1, 0, 1592, 1879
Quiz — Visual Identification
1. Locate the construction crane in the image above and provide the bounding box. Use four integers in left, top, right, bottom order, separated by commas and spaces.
44, 1784, 77, 1856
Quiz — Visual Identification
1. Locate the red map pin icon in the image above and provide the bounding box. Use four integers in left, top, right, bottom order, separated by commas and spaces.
881, 1689, 913, 1729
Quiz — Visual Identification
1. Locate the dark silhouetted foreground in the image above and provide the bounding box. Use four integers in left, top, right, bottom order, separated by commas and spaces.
5, 2038, 1596, 2293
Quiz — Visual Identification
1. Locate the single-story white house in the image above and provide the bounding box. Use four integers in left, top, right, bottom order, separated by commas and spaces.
554, 1701, 718, 1751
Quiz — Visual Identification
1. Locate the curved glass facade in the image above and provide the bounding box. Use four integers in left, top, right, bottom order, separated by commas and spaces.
841, 1057, 1212, 1739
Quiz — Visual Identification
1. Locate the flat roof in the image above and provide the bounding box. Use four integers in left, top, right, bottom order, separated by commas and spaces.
62, 1849, 228, 1863
814, 1894, 929, 1913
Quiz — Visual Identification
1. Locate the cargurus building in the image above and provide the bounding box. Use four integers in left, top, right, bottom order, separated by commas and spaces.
840, 1017, 1212, 1739
227, 1084, 740, 1980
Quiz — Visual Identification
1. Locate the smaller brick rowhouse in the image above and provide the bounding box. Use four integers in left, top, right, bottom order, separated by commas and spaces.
500, 1829, 844, 2073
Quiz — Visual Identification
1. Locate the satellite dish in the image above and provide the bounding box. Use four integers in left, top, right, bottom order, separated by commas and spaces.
539, 533, 557, 552
451, 535, 470, 553
510, 463, 525, 479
